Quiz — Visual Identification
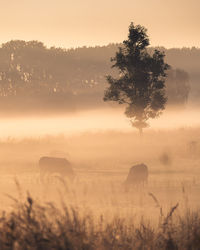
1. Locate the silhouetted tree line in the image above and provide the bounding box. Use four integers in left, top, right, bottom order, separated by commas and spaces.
166, 69, 190, 105
0, 40, 196, 112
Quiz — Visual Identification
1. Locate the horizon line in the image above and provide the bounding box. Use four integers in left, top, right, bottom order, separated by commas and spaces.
0, 39, 199, 51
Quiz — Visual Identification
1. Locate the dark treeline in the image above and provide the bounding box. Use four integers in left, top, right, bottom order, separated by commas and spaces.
0, 40, 196, 114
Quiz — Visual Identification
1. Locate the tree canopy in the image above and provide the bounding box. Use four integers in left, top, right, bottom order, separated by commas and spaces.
104, 23, 170, 134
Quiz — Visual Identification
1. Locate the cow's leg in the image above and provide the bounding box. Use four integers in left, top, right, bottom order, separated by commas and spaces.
40, 172, 45, 183
40, 171, 48, 184
145, 177, 148, 186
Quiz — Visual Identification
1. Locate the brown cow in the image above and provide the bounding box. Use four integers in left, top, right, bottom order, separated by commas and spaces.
39, 156, 75, 182
124, 163, 148, 189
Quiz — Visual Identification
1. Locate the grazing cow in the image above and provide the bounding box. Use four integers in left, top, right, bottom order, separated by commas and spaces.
124, 163, 148, 189
39, 156, 75, 182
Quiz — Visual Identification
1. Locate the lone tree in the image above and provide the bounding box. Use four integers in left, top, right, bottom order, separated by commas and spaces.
104, 23, 170, 135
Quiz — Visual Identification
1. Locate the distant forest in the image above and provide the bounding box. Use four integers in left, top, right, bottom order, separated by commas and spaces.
0, 40, 198, 114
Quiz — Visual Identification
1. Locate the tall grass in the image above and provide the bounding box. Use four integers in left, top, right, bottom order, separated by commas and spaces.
0, 193, 199, 250
0, 128, 199, 249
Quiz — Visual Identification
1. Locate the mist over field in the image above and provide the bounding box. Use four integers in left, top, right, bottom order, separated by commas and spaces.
0, 2, 200, 247
1, 106, 200, 138
0, 44, 199, 248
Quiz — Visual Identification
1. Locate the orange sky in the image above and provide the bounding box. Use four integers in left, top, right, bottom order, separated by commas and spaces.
1, 0, 199, 49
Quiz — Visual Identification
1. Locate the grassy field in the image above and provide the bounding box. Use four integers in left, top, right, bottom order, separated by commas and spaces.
0, 128, 200, 249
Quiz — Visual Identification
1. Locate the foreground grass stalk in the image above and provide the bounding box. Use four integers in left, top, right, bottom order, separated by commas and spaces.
0, 194, 199, 249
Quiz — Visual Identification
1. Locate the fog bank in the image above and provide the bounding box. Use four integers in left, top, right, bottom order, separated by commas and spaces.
1, 107, 200, 139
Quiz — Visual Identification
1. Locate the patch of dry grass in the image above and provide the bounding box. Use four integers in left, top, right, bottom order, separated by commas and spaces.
0, 192, 199, 250
0, 129, 199, 248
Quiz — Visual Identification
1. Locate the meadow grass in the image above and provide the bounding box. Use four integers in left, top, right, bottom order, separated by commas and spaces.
0, 129, 199, 249
0, 191, 199, 250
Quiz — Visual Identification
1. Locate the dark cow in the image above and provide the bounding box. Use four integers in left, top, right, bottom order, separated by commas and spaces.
124, 163, 148, 189
39, 156, 75, 182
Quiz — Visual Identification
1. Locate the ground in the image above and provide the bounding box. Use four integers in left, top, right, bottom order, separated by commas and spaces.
0, 128, 200, 226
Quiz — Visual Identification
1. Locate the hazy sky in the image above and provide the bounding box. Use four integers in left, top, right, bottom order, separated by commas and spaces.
1, 0, 199, 49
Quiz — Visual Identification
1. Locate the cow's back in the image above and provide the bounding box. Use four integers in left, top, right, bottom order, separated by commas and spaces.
39, 156, 74, 179
125, 163, 148, 187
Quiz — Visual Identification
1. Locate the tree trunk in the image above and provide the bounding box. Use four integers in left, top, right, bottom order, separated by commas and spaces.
139, 127, 143, 137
